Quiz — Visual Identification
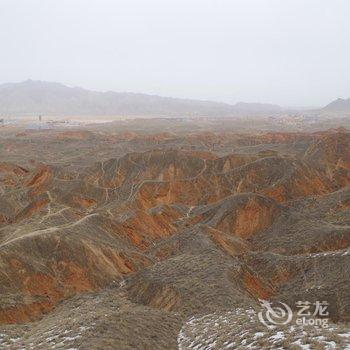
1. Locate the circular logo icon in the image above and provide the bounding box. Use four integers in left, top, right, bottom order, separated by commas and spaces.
258, 299, 293, 327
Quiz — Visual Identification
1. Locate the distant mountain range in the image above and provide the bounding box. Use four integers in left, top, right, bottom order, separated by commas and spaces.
322, 98, 350, 113
0, 80, 285, 117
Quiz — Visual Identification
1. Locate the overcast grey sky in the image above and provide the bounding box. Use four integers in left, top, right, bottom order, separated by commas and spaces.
1, 0, 349, 107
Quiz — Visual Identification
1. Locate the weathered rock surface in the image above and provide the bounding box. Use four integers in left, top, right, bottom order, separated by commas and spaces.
0, 127, 349, 349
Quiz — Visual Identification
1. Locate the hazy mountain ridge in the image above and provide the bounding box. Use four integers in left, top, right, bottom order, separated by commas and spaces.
322, 97, 350, 113
0, 80, 286, 117
234, 101, 282, 112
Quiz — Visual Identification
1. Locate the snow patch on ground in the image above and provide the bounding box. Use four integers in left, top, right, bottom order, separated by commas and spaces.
177, 307, 350, 350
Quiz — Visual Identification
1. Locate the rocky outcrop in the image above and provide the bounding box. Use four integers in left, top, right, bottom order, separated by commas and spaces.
190, 194, 281, 239
304, 132, 350, 187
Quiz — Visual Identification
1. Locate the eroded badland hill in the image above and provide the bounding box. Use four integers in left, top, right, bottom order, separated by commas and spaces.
0, 119, 349, 349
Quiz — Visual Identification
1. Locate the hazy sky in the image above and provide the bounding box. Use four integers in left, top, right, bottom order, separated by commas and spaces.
1, 0, 350, 107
